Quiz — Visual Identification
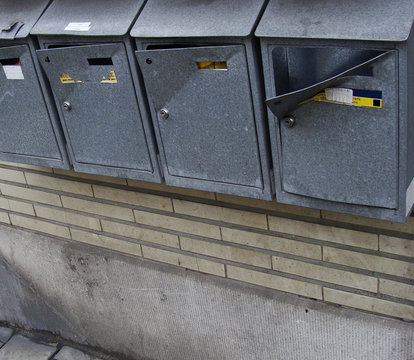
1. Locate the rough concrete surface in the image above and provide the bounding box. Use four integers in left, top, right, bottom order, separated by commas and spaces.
0, 224, 413, 360
0, 334, 57, 360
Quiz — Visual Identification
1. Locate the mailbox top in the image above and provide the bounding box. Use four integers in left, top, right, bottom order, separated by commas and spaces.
0, 0, 50, 40
31, 0, 145, 37
256, 0, 414, 42
130, 0, 267, 38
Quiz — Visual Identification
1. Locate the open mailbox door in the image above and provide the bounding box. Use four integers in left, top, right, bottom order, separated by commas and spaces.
257, 0, 414, 222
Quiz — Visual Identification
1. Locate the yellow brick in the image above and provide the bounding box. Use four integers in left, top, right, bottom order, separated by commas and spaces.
101, 220, 179, 248
0, 168, 26, 184
379, 235, 414, 257
227, 265, 322, 299
25, 173, 93, 196
0, 161, 53, 173
0, 197, 35, 215
173, 199, 267, 229
142, 246, 225, 276
324, 247, 414, 279
93, 185, 172, 211
0, 184, 62, 207
0, 211, 10, 224
221, 227, 321, 260
216, 193, 321, 218
180, 236, 271, 268
53, 169, 127, 185
379, 279, 414, 302
128, 179, 216, 200
134, 210, 221, 239
34, 204, 101, 231
322, 210, 414, 234
324, 288, 414, 321
71, 228, 142, 257
61, 196, 134, 221
268, 216, 378, 250
10, 214, 70, 238
272, 256, 377, 291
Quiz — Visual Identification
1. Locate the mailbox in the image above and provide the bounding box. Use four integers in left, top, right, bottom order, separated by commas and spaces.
0, 0, 70, 169
132, 0, 273, 200
31, 0, 162, 182
257, 0, 414, 222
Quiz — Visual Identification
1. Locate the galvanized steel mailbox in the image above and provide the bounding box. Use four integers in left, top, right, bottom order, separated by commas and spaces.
0, 0, 70, 169
257, 0, 414, 222
132, 0, 273, 200
31, 0, 162, 182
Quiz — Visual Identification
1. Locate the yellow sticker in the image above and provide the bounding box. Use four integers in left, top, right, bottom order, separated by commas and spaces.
197, 61, 227, 70
101, 70, 117, 83
60, 73, 82, 84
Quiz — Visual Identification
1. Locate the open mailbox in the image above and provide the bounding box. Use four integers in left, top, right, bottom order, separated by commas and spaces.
0, 0, 70, 169
257, 0, 414, 222
131, 0, 273, 200
31, 0, 162, 182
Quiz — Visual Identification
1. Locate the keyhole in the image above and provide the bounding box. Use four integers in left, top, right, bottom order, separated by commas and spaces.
146, 58, 152, 64
45, 56, 50, 63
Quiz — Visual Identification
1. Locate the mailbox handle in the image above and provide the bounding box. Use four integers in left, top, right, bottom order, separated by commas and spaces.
0, 22, 24, 40
265, 50, 394, 120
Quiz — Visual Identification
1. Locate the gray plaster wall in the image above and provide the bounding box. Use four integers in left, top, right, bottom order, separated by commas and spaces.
0, 224, 413, 360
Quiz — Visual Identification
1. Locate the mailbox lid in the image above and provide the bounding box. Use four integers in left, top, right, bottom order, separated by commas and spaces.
136, 45, 264, 190
0, 0, 50, 39
131, 0, 267, 38
0, 44, 62, 159
37, 43, 154, 172
256, 0, 414, 42
31, 0, 145, 37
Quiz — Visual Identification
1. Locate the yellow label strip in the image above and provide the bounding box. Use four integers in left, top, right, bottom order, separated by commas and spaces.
197, 61, 227, 70
300, 88, 382, 108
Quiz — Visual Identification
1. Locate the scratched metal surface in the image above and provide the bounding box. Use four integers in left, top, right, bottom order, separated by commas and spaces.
256, 0, 414, 41
0, 2, 70, 169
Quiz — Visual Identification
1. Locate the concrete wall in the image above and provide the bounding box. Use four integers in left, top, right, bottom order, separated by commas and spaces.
0, 160, 413, 325
1, 225, 413, 360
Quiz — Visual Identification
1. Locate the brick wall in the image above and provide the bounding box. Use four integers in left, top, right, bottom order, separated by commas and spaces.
0, 161, 413, 321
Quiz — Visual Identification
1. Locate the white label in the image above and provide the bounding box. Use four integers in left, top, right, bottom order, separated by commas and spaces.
3, 65, 24, 80
325, 88, 353, 104
64, 22, 91, 31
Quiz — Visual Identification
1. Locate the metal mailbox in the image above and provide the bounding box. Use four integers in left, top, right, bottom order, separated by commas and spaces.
0, 0, 70, 169
257, 0, 414, 222
31, 0, 162, 182
131, 0, 273, 200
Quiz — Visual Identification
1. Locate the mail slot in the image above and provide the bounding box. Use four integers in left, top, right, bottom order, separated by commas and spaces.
31, 0, 162, 182
257, 0, 414, 222
0, 0, 70, 169
131, 0, 273, 200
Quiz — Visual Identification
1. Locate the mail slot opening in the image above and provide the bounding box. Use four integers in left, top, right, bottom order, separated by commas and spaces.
272, 47, 383, 96
88, 57, 113, 66
0, 57, 20, 65
146, 44, 204, 50
47, 44, 91, 49
197, 61, 227, 70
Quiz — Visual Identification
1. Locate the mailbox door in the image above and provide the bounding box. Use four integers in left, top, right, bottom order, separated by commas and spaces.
273, 48, 398, 208
0, 45, 63, 161
37, 43, 155, 175
136, 45, 264, 190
